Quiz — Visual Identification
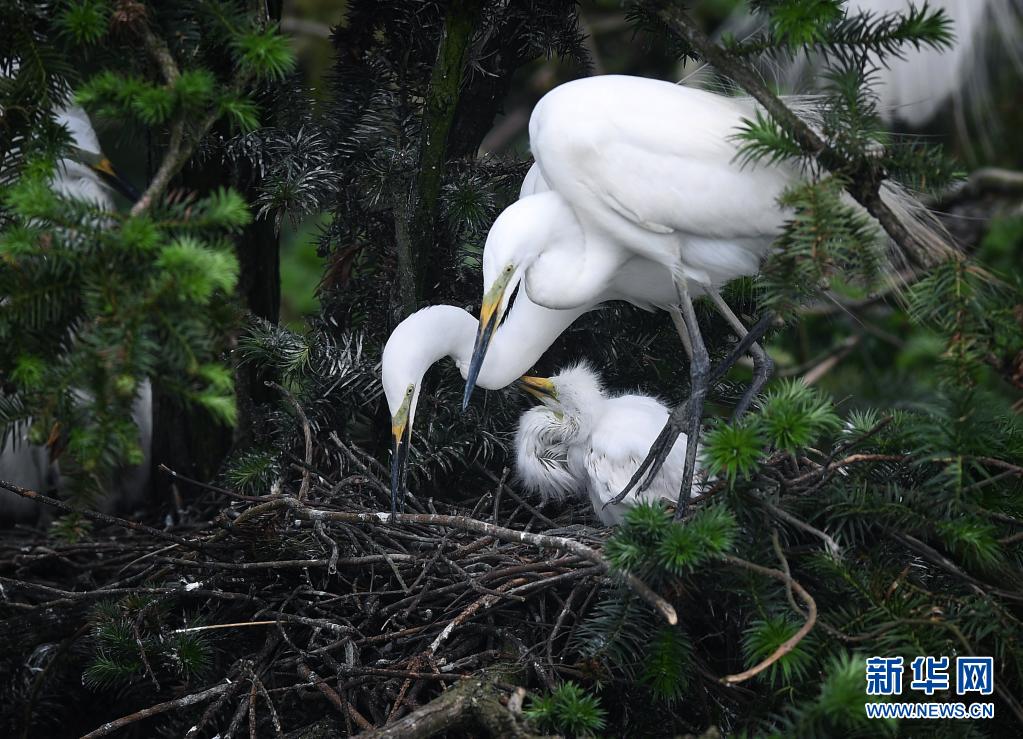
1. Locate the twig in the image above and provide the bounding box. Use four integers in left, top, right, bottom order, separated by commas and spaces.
286, 500, 678, 625
80, 681, 233, 738
130, 26, 245, 215
755, 495, 841, 558
428, 578, 529, 656
0, 479, 206, 551
719, 554, 817, 685
172, 621, 277, 634
297, 662, 373, 731
268, 381, 313, 501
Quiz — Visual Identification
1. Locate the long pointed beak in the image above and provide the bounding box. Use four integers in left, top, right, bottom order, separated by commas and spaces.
91, 158, 141, 203
518, 375, 557, 402
390, 421, 411, 515
462, 289, 505, 411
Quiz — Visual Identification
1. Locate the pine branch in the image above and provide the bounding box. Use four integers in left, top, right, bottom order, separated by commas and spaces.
0, 478, 208, 551
719, 554, 817, 685
639, 0, 951, 269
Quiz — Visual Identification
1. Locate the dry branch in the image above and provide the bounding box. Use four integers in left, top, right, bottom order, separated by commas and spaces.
285, 500, 678, 625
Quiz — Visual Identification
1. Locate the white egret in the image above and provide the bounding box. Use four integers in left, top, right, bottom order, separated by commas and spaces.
383, 299, 590, 513
1, 104, 148, 522
464, 75, 946, 519
515, 363, 698, 526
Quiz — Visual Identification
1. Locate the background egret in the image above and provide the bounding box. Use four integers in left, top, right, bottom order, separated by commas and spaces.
516, 363, 698, 526
0, 103, 148, 522
720, 0, 1023, 132
466, 75, 947, 518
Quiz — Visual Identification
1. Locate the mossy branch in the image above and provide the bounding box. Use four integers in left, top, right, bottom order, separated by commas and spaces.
397, 0, 484, 312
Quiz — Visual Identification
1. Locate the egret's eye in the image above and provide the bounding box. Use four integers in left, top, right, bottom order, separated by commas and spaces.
504, 264, 513, 274
405, 385, 414, 397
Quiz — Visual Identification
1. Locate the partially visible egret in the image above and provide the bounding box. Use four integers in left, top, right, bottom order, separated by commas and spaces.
383, 298, 593, 514
515, 363, 698, 526
1, 103, 147, 522
465, 75, 946, 518
51, 104, 140, 205
721, 0, 1023, 131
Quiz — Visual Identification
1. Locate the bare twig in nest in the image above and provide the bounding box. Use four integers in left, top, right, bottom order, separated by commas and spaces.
719, 554, 817, 685
0, 479, 205, 551
80, 681, 234, 738
298, 662, 374, 731
356, 672, 542, 739
286, 500, 678, 625
268, 381, 313, 501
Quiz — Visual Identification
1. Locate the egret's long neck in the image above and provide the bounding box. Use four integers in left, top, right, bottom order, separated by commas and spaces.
469, 295, 590, 390
525, 232, 625, 311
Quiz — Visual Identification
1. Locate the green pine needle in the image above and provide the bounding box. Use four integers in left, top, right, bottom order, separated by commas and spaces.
525, 682, 607, 737
232, 28, 297, 81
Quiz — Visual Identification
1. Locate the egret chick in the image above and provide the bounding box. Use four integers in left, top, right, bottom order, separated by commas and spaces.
516, 364, 699, 526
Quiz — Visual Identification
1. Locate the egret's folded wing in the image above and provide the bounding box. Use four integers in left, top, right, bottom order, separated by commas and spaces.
529, 78, 797, 243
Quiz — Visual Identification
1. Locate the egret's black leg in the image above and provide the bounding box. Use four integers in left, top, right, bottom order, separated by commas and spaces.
668, 306, 693, 361
603, 311, 776, 512
674, 279, 708, 520
707, 290, 775, 420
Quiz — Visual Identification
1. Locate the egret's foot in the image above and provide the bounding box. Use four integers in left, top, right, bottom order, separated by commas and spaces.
604, 310, 776, 514
602, 411, 688, 510
732, 349, 774, 421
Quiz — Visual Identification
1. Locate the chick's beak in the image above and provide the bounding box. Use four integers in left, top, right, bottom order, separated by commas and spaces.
462, 277, 509, 411
390, 419, 411, 516
90, 157, 141, 202
518, 375, 557, 402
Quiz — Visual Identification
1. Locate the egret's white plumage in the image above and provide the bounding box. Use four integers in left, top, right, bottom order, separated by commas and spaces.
382, 298, 593, 511
515, 364, 697, 526
466, 75, 948, 518
487, 77, 797, 312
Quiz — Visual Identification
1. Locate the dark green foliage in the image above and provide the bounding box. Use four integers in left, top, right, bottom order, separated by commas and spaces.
757, 178, 882, 318
83, 598, 213, 690
639, 625, 693, 702
0, 177, 245, 505
0, 0, 296, 517
57, 0, 109, 46
525, 681, 607, 737
742, 616, 815, 685
703, 416, 766, 481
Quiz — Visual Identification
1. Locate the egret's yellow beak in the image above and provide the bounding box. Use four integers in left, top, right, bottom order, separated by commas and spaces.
463, 266, 515, 410
389, 387, 414, 515
518, 375, 557, 401
89, 157, 141, 202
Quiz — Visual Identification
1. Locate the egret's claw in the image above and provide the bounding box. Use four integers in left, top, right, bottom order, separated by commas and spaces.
605, 311, 776, 512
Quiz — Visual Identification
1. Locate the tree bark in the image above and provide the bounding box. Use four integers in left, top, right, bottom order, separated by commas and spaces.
398, 0, 485, 313
356, 672, 544, 739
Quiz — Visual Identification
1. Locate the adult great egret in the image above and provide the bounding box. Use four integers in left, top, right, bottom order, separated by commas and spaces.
465, 75, 946, 518
515, 363, 698, 526
0, 104, 147, 523
383, 300, 588, 514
